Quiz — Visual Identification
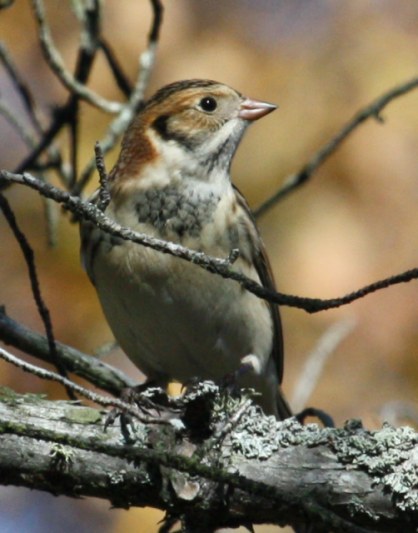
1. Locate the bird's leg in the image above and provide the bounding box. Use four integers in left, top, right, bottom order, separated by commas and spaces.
105, 379, 170, 442
219, 353, 261, 399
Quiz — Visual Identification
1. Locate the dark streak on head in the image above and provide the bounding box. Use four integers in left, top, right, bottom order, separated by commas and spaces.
146, 79, 221, 107
152, 114, 196, 151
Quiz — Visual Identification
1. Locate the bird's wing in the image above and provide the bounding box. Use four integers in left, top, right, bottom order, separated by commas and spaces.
233, 186, 292, 418
233, 185, 284, 383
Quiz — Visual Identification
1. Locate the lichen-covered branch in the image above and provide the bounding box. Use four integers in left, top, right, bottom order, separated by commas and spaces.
0, 345, 166, 427
0, 387, 416, 532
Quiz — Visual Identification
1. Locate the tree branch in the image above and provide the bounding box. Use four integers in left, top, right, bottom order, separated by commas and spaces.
0, 345, 170, 426
254, 76, 418, 218
148, 0, 163, 42
66, 0, 103, 187
0, 387, 416, 532
0, 193, 76, 399
73, 0, 162, 194
30, 0, 121, 114
0, 42, 44, 133
1, 170, 418, 315
99, 38, 132, 97
0, 309, 134, 395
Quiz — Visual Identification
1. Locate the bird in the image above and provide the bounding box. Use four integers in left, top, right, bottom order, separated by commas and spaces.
80, 79, 291, 419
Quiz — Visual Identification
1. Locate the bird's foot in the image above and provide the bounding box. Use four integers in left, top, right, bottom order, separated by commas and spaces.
104, 381, 169, 442
219, 354, 260, 399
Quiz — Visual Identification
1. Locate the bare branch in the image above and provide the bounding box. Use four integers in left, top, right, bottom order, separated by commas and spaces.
0, 345, 168, 426
13, 2, 103, 185
13, 0, 161, 190
0, 309, 134, 394
67, 0, 102, 187
2, 170, 418, 315
12, 112, 66, 177
73, 2, 162, 194
0, 96, 67, 244
149, 0, 164, 42
0, 100, 69, 191
0, 43, 68, 185
94, 141, 110, 211
0, 42, 44, 133
99, 38, 132, 97
254, 76, 418, 218
0, 98, 67, 242
30, 0, 122, 114
0, 98, 38, 147
0, 193, 76, 399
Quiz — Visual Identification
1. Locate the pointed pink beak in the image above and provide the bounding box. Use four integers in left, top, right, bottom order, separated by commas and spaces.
238, 98, 277, 121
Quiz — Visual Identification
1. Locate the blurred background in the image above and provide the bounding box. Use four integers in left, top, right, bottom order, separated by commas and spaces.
1, 1, 418, 532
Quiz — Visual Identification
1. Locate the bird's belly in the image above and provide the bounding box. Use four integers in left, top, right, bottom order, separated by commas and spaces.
93, 241, 273, 383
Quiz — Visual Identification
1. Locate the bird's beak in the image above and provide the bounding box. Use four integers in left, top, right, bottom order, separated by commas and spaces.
238, 98, 277, 121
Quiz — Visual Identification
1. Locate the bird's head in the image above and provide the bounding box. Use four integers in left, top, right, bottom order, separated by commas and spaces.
111, 80, 277, 187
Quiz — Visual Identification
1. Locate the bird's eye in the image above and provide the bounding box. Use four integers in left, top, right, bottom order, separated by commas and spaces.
199, 96, 217, 112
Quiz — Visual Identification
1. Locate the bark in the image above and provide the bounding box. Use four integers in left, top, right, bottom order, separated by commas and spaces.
0, 386, 416, 532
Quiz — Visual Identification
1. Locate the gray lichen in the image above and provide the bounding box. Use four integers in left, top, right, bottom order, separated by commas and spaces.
229, 406, 329, 460
331, 421, 418, 514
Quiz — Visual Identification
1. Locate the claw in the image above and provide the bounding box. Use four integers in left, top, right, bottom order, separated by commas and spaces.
220, 354, 260, 398
104, 381, 168, 442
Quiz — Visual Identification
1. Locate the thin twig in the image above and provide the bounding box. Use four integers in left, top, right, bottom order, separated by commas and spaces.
291, 317, 357, 411
0, 345, 168, 425
0, 99, 38, 147
68, 110, 79, 188
74, 72, 151, 190
149, 0, 164, 42
0, 309, 134, 395
67, 0, 103, 187
0, 42, 44, 133
254, 76, 418, 218
2, 170, 418, 314
0, 193, 76, 399
14, 2, 102, 185
0, 43, 70, 187
0, 102, 65, 244
0, 99, 67, 186
30, 0, 121, 114
73, 0, 162, 194
42, 197, 59, 247
13, 108, 66, 177
94, 142, 110, 211
99, 38, 132, 97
